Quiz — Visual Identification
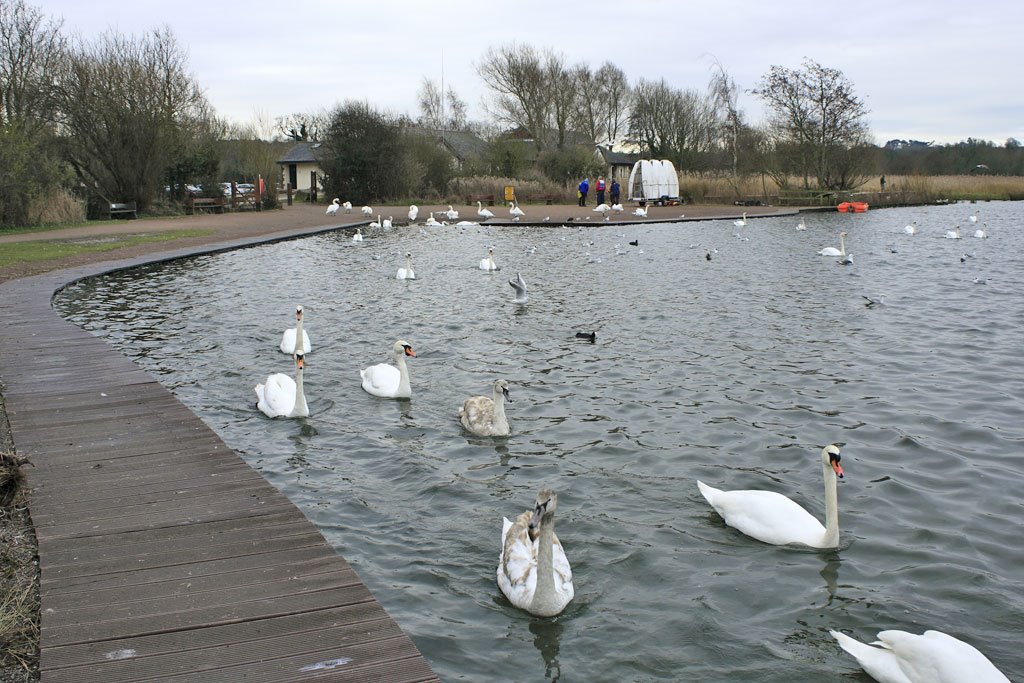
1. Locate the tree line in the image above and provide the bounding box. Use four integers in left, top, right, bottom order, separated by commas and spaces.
2, 0, 1021, 227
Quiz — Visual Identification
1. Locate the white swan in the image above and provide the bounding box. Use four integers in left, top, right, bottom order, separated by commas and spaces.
969, 209, 979, 224
361, 205, 373, 216
459, 379, 512, 436
508, 271, 527, 303
796, 217, 807, 230
351, 227, 363, 242
408, 204, 418, 222
509, 201, 525, 221
497, 488, 574, 617
973, 224, 987, 238
396, 252, 415, 280
734, 211, 747, 227
944, 225, 962, 239
279, 305, 311, 354
904, 221, 917, 235
611, 203, 624, 213
424, 212, 441, 227
445, 204, 459, 221
369, 215, 381, 229
819, 232, 848, 256
477, 201, 494, 219
325, 198, 340, 216
382, 216, 393, 229
830, 629, 1010, 683
360, 340, 415, 398
342, 201, 352, 213
479, 247, 498, 271
697, 444, 845, 548
255, 351, 309, 418
633, 205, 648, 217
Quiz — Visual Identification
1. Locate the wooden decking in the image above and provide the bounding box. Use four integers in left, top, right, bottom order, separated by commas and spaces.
0, 231, 439, 681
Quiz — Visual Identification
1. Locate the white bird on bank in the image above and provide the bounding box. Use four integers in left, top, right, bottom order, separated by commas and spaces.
255, 351, 309, 418
904, 221, 917, 235
361, 205, 373, 216
497, 489, 574, 617
360, 340, 415, 399
830, 628, 1010, 683
509, 201, 526, 221
697, 444, 845, 548
459, 379, 512, 437
396, 252, 415, 280
819, 232, 848, 257
508, 271, 528, 303
611, 203, 624, 213
325, 198, 340, 216
633, 205, 648, 217
351, 227, 363, 242
945, 225, 962, 239
342, 201, 352, 213
445, 204, 459, 221
734, 212, 747, 227
408, 205, 419, 222
279, 305, 311, 354
479, 247, 498, 271
478, 201, 495, 219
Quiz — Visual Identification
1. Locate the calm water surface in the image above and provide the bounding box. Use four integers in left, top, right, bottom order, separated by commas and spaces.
56, 202, 1024, 681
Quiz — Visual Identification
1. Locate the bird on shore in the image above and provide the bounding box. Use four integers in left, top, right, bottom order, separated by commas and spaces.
509, 272, 527, 303
445, 205, 459, 221
497, 488, 574, 617
342, 201, 353, 213
611, 203, 624, 213
830, 628, 1010, 683
408, 205, 419, 222
361, 205, 373, 216
633, 206, 648, 217
594, 203, 611, 220
478, 201, 495, 219
325, 198, 340, 216
509, 201, 526, 221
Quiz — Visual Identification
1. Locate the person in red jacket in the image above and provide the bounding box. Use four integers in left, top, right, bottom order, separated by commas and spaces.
595, 176, 606, 205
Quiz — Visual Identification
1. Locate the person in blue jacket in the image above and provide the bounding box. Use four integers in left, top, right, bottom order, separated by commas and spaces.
577, 178, 589, 207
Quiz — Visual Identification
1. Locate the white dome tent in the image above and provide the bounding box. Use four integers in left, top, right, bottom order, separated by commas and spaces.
627, 159, 680, 204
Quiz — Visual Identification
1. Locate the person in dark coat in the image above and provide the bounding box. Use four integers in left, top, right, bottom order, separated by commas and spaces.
609, 179, 621, 205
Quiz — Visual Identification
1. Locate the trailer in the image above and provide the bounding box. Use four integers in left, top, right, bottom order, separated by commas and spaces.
627, 159, 680, 204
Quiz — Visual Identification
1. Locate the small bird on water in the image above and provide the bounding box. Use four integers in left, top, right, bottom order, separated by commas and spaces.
575, 331, 596, 343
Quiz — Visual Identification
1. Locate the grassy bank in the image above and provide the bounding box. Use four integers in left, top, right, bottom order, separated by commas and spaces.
0, 229, 214, 270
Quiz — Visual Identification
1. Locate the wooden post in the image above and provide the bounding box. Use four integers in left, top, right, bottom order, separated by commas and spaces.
310, 171, 318, 203
286, 183, 293, 206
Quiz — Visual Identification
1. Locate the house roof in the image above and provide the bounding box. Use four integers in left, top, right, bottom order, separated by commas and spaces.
277, 142, 323, 164
597, 145, 642, 166
438, 130, 488, 162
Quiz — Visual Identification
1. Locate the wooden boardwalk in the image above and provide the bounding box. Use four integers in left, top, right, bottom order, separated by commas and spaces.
0, 231, 440, 681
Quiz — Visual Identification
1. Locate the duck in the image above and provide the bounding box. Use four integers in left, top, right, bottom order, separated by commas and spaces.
396, 252, 415, 280
360, 340, 415, 399
973, 224, 987, 238
459, 379, 512, 436
497, 488, 574, 617
478, 201, 495, 219
408, 204, 419, 222
705, 249, 712, 261
279, 305, 311, 354
819, 231, 848, 257
255, 351, 309, 418
509, 201, 526, 221
633, 205, 648, 217
342, 201, 353, 213
361, 205, 373, 216
697, 444, 845, 548
351, 227, 363, 242
903, 221, 917, 235
508, 271, 527, 303
944, 225, 962, 239
325, 198, 340, 216
445, 204, 459, 221
479, 247, 498, 271
734, 212, 747, 227
830, 629, 1010, 683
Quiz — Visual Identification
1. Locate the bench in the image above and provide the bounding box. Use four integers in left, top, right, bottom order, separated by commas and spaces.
520, 194, 561, 205
466, 194, 495, 206
187, 197, 225, 214
108, 202, 137, 220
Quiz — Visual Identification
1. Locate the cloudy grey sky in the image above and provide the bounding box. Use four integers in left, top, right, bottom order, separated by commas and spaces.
41, 0, 1022, 145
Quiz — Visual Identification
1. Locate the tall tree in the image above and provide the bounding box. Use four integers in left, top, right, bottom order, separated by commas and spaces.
752, 59, 871, 190
628, 79, 716, 169
54, 26, 213, 209
416, 78, 468, 130
595, 62, 632, 147
477, 43, 555, 151
320, 100, 408, 202
275, 111, 326, 142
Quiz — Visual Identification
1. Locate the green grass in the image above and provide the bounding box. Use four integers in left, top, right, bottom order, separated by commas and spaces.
0, 229, 214, 268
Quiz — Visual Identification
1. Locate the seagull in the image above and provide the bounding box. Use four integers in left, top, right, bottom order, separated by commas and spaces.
361, 205, 373, 216
508, 272, 528, 303
477, 201, 494, 219
408, 205, 419, 222
862, 295, 886, 308
972, 277, 988, 285
838, 253, 853, 265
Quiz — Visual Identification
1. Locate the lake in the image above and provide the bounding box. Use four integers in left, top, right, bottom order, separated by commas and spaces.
56, 201, 1024, 681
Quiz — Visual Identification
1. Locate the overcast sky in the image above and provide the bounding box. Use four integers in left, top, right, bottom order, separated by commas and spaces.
40, 0, 1023, 145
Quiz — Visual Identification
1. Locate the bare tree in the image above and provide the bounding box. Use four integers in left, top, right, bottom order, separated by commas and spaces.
752, 58, 871, 189
416, 78, 468, 130
54, 26, 213, 208
477, 43, 554, 151
595, 62, 631, 146
628, 79, 717, 169
0, 0, 65, 132
275, 111, 325, 142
